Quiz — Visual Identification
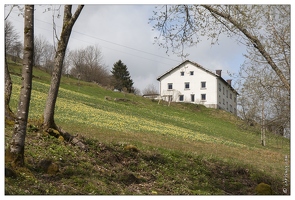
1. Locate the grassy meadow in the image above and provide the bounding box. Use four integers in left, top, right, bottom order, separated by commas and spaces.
5, 61, 290, 195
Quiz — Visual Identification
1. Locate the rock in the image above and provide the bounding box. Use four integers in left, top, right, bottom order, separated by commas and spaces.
105, 96, 112, 101
255, 182, 273, 195
121, 173, 140, 185
47, 163, 59, 174
39, 159, 59, 175
124, 144, 139, 152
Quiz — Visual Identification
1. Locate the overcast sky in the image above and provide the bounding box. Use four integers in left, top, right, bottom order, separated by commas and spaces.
4, 3, 249, 93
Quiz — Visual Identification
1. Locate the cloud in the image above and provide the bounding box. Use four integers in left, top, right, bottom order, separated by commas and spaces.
69, 5, 184, 92
4, 4, 247, 93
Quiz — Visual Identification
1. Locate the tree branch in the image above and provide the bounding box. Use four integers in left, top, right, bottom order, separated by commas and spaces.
201, 5, 290, 93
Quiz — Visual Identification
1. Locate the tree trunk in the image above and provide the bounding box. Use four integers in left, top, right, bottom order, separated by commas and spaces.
9, 5, 34, 167
43, 5, 84, 130
5, 51, 14, 121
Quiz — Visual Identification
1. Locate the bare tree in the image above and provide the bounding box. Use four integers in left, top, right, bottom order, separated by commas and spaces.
150, 5, 290, 142
5, 18, 23, 120
43, 43, 55, 73
10, 41, 22, 63
237, 60, 290, 139
142, 84, 158, 95
133, 87, 141, 96
34, 34, 49, 67
5, 51, 14, 120
5, 20, 21, 57
68, 48, 84, 77
8, 5, 34, 167
5, 20, 20, 120
43, 5, 84, 129
236, 9, 290, 138
150, 5, 290, 93
5, 6, 24, 64
83, 45, 107, 83
69, 45, 110, 85
32, 34, 56, 72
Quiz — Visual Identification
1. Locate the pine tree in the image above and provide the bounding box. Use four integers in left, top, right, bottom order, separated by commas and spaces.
111, 60, 134, 93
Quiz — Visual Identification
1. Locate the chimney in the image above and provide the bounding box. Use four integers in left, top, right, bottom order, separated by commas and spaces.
216, 70, 222, 77
227, 79, 232, 86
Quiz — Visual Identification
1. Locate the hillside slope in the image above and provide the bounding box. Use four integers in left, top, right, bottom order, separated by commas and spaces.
5, 62, 290, 195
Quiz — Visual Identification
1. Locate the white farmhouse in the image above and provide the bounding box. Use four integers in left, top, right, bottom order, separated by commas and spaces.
157, 60, 238, 114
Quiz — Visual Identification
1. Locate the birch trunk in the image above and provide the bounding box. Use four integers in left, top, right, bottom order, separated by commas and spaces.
9, 5, 34, 167
43, 5, 84, 129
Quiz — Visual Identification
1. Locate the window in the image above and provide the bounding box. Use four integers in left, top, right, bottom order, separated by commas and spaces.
168, 83, 173, 90
223, 87, 225, 95
234, 97, 236, 103
230, 105, 232, 112
226, 90, 228, 98
191, 94, 195, 102
180, 71, 184, 76
219, 83, 221, 92
190, 71, 194, 75
226, 102, 228, 110
201, 94, 206, 101
223, 99, 225, 105
201, 81, 206, 89
179, 95, 184, 101
185, 82, 190, 89
230, 93, 232, 99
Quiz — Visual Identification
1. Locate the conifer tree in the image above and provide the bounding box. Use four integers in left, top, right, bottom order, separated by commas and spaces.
111, 60, 134, 93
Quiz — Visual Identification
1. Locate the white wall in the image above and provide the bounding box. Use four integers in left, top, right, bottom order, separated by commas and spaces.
159, 62, 218, 107
217, 79, 237, 114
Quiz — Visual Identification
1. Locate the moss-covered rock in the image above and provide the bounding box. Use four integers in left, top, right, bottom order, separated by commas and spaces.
47, 163, 59, 174
124, 144, 139, 152
47, 128, 61, 138
58, 135, 64, 142
255, 182, 273, 195
39, 159, 59, 175
5, 167, 17, 178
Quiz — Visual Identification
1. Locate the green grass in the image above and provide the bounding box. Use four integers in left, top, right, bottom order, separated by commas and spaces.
5, 61, 290, 195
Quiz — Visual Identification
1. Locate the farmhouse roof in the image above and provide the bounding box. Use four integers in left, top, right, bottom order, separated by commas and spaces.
157, 60, 239, 94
